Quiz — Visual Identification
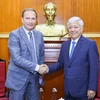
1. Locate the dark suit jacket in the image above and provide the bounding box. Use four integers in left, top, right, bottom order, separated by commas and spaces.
5, 26, 44, 90
48, 35, 99, 98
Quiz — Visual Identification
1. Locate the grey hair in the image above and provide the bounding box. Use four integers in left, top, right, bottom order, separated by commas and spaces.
67, 16, 84, 27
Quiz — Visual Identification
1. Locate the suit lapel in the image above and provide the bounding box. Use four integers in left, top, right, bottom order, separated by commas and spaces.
66, 40, 71, 63
69, 35, 84, 65
19, 27, 32, 53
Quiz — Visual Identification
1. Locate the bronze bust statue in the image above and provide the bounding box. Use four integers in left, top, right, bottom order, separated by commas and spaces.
35, 2, 67, 41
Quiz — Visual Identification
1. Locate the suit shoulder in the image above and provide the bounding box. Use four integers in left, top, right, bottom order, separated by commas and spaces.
83, 36, 95, 43
33, 30, 43, 37
9, 27, 21, 36
61, 40, 70, 47
62, 39, 70, 44
81, 36, 97, 47
11, 27, 20, 33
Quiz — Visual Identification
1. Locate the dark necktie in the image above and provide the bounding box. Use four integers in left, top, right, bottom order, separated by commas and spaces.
69, 41, 76, 59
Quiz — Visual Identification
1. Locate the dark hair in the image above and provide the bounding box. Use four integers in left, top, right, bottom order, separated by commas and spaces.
22, 8, 38, 18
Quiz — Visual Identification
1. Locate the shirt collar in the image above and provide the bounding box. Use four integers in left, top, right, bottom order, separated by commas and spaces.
71, 37, 80, 44
22, 26, 33, 35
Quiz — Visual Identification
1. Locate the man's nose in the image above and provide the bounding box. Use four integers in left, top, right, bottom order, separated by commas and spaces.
29, 19, 32, 22
71, 27, 75, 31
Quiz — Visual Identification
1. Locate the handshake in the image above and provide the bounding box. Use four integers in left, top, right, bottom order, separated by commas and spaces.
37, 64, 49, 75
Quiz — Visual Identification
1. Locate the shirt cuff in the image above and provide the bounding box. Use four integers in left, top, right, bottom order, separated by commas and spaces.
35, 64, 39, 71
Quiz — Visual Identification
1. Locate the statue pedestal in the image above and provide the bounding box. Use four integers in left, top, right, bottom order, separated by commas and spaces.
44, 41, 62, 63
42, 39, 68, 100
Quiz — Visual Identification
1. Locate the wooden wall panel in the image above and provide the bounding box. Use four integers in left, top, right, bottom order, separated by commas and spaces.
0, 0, 21, 32
1, 0, 100, 32
70, 0, 100, 32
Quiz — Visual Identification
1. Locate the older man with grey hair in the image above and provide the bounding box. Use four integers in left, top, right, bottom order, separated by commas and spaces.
41, 16, 99, 100
67, 16, 84, 27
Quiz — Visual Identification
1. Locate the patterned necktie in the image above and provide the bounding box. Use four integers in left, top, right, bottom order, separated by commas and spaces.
28, 32, 37, 63
69, 41, 76, 59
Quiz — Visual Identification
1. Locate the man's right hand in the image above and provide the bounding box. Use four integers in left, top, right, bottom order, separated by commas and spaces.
37, 64, 49, 75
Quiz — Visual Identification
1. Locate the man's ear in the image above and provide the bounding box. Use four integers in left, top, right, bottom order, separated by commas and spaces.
21, 17, 23, 23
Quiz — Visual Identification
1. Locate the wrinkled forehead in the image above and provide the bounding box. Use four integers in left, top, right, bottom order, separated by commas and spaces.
67, 16, 84, 27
